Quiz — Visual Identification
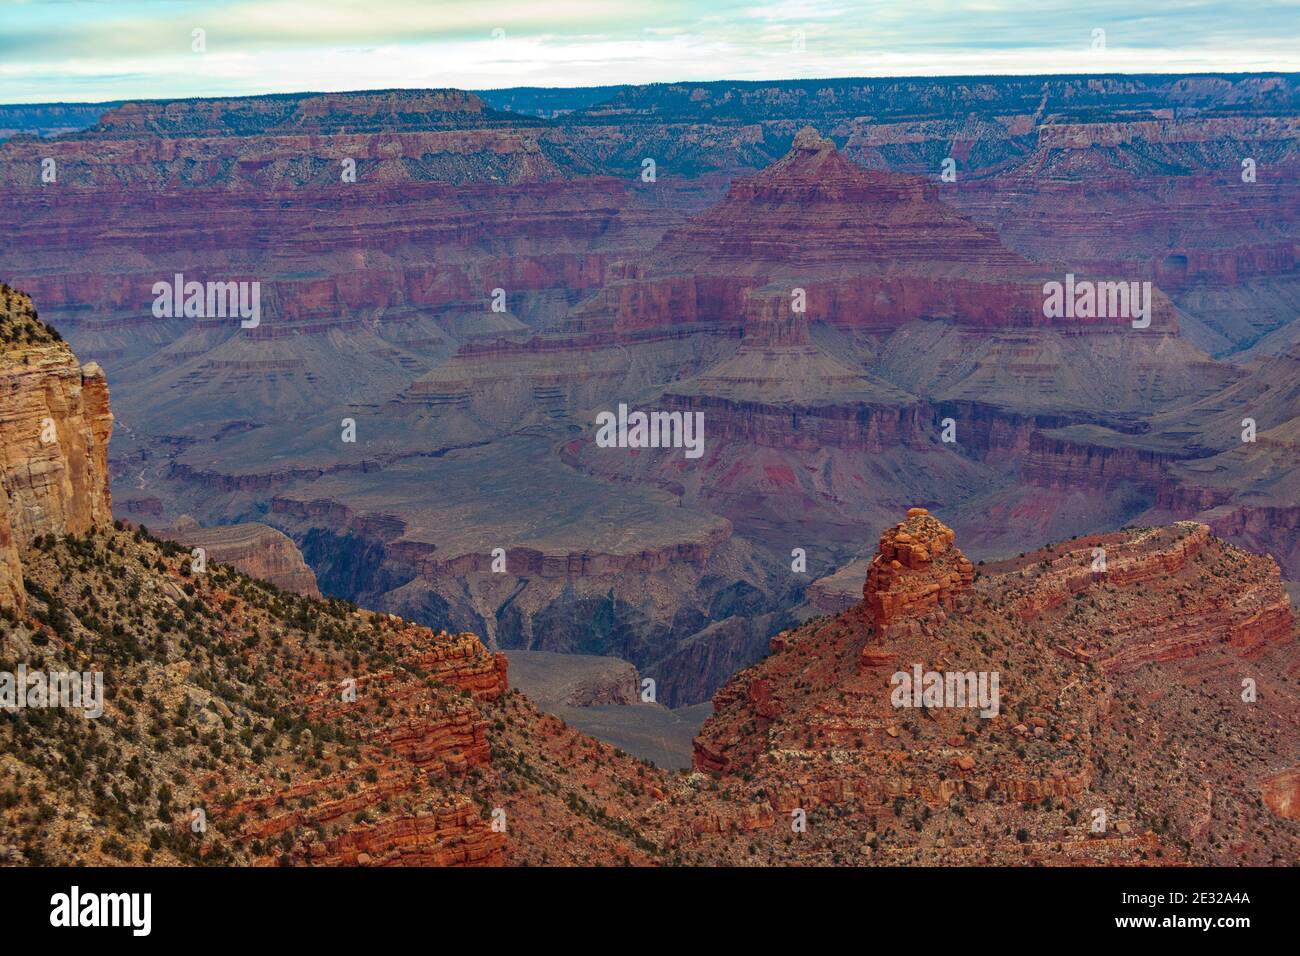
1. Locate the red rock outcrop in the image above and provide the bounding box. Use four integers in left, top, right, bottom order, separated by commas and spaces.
1000, 523, 1294, 672
863, 508, 974, 639
314, 799, 506, 867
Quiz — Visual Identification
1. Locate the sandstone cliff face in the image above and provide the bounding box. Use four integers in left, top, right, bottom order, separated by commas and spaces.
0, 285, 113, 609
161, 518, 321, 597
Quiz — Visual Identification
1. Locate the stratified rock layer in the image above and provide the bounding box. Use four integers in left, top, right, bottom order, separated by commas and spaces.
161, 518, 321, 597
0, 285, 113, 609
4, 86, 1295, 700
864, 508, 974, 639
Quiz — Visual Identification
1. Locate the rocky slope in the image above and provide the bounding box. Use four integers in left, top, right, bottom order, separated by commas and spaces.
0, 523, 679, 865
693, 510, 1298, 865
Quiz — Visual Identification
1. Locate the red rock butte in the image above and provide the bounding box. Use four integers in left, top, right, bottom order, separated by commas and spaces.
863, 508, 975, 642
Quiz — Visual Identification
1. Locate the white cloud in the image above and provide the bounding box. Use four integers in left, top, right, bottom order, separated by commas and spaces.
2, 0, 1298, 102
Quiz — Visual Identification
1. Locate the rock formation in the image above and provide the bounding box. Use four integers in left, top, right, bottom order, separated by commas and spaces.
690, 509, 1297, 865
160, 517, 321, 596
0, 285, 113, 609
863, 508, 974, 639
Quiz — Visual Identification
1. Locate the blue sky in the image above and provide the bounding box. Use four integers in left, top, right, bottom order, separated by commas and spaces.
2, 0, 1298, 104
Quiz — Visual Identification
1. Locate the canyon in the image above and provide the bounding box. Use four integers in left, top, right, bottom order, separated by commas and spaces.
1, 311, 1293, 864
0, 73, 1297, 730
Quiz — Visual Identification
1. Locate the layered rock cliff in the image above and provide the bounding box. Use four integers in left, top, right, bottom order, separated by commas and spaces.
160, 517, 321, 597
4, 85, 1293, 712
0, 284, 113, 609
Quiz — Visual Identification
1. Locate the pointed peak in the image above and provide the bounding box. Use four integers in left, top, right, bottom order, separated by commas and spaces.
742, 124, 903, 196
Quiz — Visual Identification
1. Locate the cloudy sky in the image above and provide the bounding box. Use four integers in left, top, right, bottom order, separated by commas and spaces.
2, 0, 1298, 104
